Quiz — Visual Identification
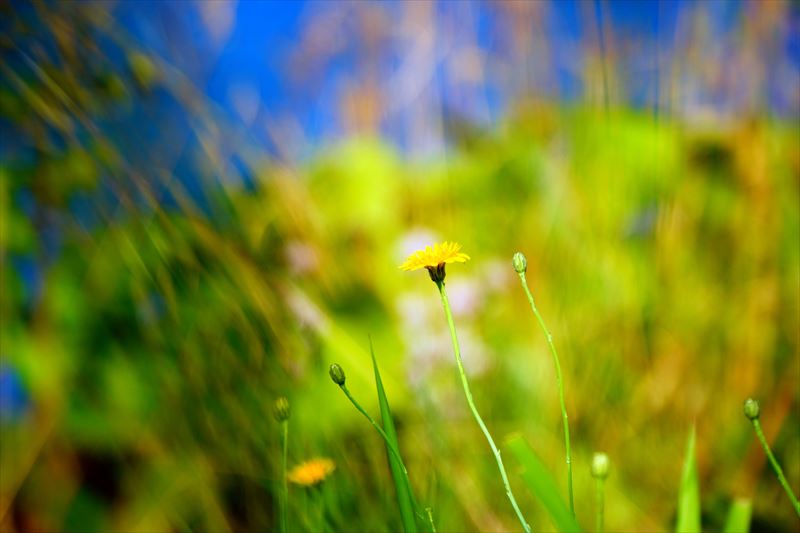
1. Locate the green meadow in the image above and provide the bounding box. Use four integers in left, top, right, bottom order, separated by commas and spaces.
1, 3, 799, 532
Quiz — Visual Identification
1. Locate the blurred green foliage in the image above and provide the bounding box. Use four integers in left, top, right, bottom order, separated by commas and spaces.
1, 3, 799, 533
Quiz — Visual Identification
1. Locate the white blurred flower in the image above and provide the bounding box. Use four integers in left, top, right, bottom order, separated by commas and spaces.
287, 289, 327, 332
285, 241, 318, 274
452, 326, 489, 377
480, 258, 514, 292
397, 293, 431, 330
445, 277, 482, 317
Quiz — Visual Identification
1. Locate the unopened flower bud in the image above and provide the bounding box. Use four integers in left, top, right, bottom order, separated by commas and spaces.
591, 452, 610, 479
273, 397, 290, 422
329, 363, 346, 386
512, 252, 527, 274
743, 398, 760, 420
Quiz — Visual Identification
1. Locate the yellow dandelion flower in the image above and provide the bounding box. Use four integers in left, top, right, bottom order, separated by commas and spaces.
399, 241, 470, 283
287, 458, 335, 486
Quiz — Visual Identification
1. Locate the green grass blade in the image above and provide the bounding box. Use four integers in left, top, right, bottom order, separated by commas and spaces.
722, 498, 751, 533
676, 426, 701, 533
370, 339, 419, 533
506, 434, 582, 532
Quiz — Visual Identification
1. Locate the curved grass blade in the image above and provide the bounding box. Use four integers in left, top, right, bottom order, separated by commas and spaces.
676, 426, 700, 533
722, 498, 751, 533
506, 434, 582, 532
370, 339, 419, 533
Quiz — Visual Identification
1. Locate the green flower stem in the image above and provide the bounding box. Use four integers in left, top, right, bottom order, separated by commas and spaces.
310, 485, 327, 532
436, 281, 532, 533
279, 420, 288, 533
516, 271, 575, 517
339, 383, 431, 528
339, 384, 413, 484
595, 476, 605, 532
750, 417, 800, 516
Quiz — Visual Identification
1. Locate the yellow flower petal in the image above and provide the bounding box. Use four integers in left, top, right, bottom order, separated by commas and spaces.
399, 241, 470, 271
287, 458, 335, 486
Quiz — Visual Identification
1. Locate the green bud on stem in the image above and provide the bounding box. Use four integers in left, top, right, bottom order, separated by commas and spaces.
591, 452, 610, 479
743, 398, 760, 420
512, 252, 528, 274
329, 363, 346, 386
273, 396, 290, 422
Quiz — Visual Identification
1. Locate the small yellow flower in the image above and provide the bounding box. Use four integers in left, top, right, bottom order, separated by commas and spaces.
287, 458, 335, 486
400, 241, 470, 282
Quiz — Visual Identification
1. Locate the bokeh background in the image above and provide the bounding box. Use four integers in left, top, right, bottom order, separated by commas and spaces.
1, 1, 799, 532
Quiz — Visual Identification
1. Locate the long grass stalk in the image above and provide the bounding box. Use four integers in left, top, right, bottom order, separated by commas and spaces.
339, 384, 411, 479
507, 435, 582, 532
514, 253, 575, 518
436, 280, 532, 533
368, 341, 419, 533
676, 426, 700, 533
330, 363, 423, 531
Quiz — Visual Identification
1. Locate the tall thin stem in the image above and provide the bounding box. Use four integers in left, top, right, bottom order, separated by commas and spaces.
337, 382, 428, 529
750, 418, 800, 517
426, 508, 437, 533
595, 476, 605, 532
279, 420, 288, 533
437, 281, 532, 533
517, 271, 575, 517
340, 385, 412, 481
